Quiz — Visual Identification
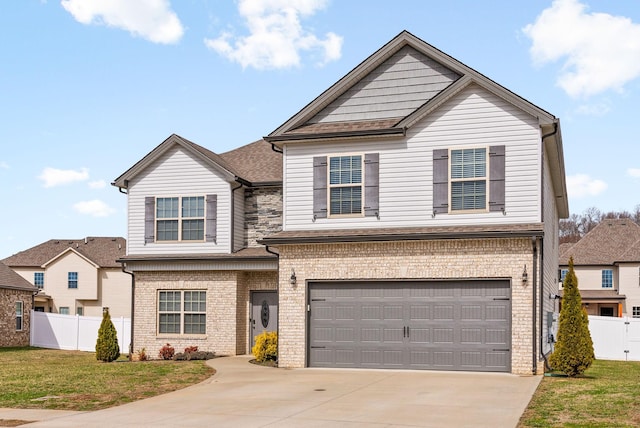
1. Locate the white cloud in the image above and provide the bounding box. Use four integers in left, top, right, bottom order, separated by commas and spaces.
88, 180, 107, 189
61, 0, 184, 44
205, 0, 343, 70
38, 167, 89, 188
566, 173, 607, 198
0, 161, 8, 170
627, 168, 640, 178
73, 199, 116, 217
574, 102, 611, 116
523, 0, 640, 98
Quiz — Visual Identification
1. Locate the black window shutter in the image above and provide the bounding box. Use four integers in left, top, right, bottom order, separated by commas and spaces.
489, 145, 506, 212
206, 194, 217, 243
313, 156, 327, 219
144, 197, 155, 244
432, 149, 449, 214
364, 153, 379, 217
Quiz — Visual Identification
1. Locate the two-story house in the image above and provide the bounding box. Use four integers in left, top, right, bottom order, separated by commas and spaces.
0, 261, 37, 347
2, 237, 130, 318
260, 31, 568, 375
560, 219, 640, 318
112, 135, 282, 356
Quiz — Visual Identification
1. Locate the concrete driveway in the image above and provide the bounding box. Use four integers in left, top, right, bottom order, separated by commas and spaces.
4, 355, 540, 427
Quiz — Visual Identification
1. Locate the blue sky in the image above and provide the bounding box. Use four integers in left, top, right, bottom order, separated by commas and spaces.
1, 0, 639, 258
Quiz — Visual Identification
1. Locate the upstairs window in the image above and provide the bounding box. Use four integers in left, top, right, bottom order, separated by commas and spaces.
450, 148, 486, 211
329, 155, 362, 216
146, 195, 216, 244
34, 272, 44, 288
68, 272, 78, 289
602, 269, 613, 288
560, 269, 568, 283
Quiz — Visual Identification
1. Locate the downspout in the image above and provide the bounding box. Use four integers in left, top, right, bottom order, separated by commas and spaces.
230, 180, 245, 253
120, 262, 135, 360
270, 143, 283, 154
532, 237, 538, 375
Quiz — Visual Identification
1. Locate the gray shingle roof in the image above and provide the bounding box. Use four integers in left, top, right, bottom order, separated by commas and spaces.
2, 237, 126, 268
559, 219, 640, 265
0, 261, 37, 291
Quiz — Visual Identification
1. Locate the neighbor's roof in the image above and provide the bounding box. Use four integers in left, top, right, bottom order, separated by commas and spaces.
560, 219, 640, 265
0, 261, 37, 291
112, 134, 282, 189
2, 237, 126, 268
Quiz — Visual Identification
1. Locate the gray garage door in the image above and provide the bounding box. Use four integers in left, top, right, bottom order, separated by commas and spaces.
308, 280, 511, 372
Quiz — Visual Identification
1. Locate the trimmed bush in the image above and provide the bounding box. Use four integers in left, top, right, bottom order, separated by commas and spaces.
549, 257, 595, 376
173, 351, 215, 361
95, 308, 120, 362
252, 331, 277, 363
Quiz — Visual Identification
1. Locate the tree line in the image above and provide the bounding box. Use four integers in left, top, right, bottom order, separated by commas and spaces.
559, 206, 640, 244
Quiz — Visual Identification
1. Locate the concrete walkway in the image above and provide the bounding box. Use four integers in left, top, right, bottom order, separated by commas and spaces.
1, 356, 540, 427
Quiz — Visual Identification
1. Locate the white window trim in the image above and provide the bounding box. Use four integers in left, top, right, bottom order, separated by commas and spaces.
448, 146, 490, 214
157, 290, 207, 336
16, 301, 23, 331
326, 153, 365, 218
155, 195, 206, 243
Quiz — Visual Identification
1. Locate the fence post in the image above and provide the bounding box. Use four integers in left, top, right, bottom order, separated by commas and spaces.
75, 314, 81, 351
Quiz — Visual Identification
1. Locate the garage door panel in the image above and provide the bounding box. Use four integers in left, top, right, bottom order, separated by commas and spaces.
309, 281, 511, 372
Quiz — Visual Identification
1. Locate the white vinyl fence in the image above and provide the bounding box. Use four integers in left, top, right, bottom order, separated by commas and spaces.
30, 311, 131, 354
588, 315, 640, 361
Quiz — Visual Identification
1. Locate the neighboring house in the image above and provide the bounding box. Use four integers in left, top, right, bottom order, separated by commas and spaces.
560, 219, 640, 318
0, 261, 37, 347
112, 136, 282, 357
260, 31, 568, 375
2, 237, 130, 318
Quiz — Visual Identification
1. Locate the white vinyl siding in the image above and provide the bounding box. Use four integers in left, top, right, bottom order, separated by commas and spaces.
127, 146, 232, 255
283, 84, 541, 230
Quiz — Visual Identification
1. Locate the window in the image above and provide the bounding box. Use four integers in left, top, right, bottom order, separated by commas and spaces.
329, 155, 362, 215
146, 195, 216, 244
560, 269, 568, 283
432, 146, 505, 215
633, 307, 640, 318
16, 302, 23, 331
158, 290, 206, 335
450, 148, 486, 211
313, 154, 379, 219
602, 269, 613, 288
68, 272, 78, 289
76, 307, 83, 316
59, 307, 70, 315
34, 272, 44, 288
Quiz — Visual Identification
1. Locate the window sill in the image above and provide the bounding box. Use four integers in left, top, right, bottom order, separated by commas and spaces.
156, 334, 208, 340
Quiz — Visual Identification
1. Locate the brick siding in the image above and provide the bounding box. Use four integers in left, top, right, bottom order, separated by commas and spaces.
276, 238, 537, 375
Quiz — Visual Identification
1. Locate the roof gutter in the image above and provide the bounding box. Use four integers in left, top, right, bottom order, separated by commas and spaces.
264, 127, 406, 143
259, 229, 544, 246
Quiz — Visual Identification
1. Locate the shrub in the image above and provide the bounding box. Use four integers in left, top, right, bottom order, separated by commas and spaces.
184, 346, 198, 354
95, 308, 120, 362
137, 348, 148, 361
173, 351, 215, 361
549, 257, 595, 376
159, 343, 175, 360
252, 331, 277, 363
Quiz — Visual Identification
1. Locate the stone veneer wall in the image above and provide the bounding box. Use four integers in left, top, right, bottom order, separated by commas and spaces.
276, 238, 536, 375
244, 187, 283, 247
0, 288, 33, 347
134, 270, 277, 358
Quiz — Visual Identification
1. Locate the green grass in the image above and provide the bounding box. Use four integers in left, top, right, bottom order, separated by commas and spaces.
518, 360, 640, 427
0, 347, 215, 411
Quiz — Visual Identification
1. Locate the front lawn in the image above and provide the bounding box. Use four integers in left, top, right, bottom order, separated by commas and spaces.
518, 359, 640, 427
0, 347, 214, 411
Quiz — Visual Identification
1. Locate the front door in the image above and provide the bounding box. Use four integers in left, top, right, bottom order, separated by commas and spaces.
250, 291, 278, 349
